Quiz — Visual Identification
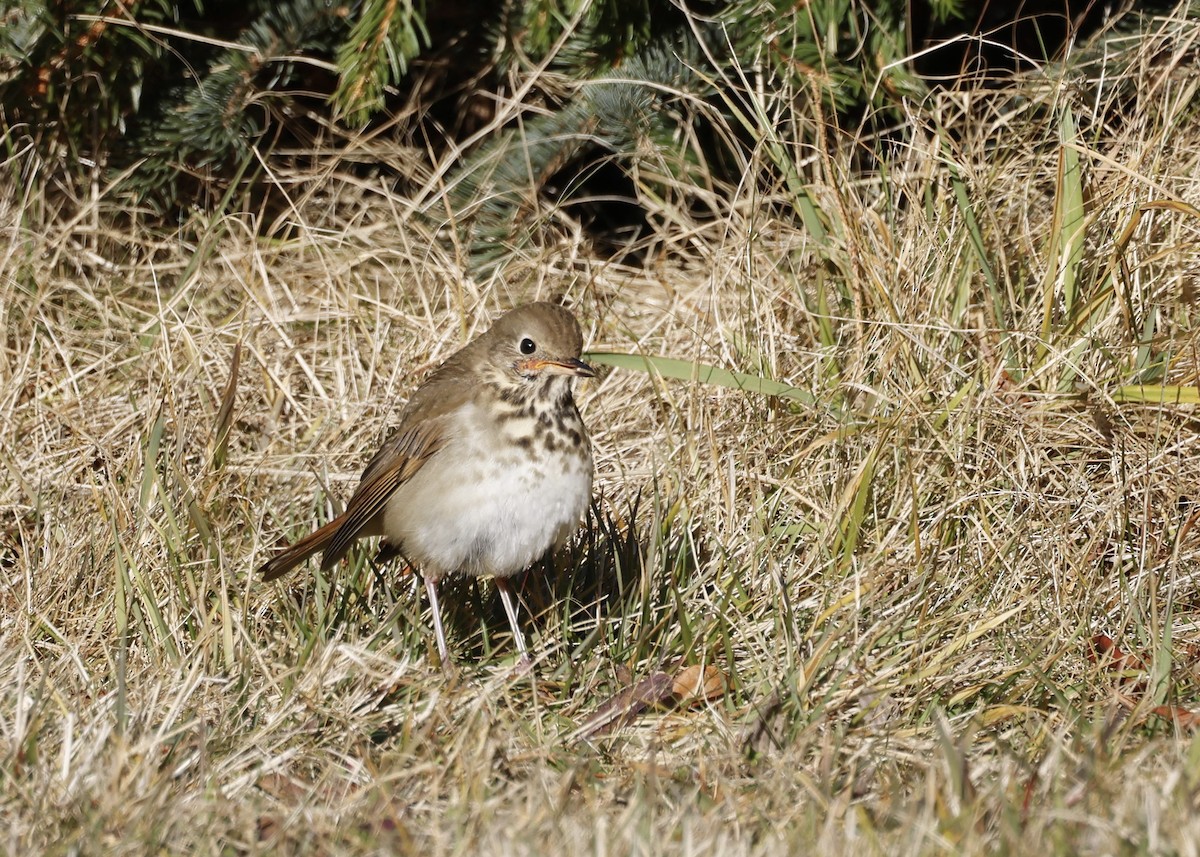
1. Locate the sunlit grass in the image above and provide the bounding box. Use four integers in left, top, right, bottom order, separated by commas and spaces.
4, 10, 1200, 855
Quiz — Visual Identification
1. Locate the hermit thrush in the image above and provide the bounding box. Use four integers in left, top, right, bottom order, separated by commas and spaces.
259, 302, 595, 668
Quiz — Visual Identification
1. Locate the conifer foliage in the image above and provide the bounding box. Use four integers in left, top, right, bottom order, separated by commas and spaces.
3, 1, 1169, 272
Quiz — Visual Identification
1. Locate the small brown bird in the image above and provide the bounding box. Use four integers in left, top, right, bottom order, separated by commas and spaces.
260, 302, 595, 667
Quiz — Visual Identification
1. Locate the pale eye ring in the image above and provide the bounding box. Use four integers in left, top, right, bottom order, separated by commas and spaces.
519, 337, 536, 355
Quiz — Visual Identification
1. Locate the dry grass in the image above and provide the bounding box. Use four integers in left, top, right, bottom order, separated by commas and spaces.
5, 14, 1200, 855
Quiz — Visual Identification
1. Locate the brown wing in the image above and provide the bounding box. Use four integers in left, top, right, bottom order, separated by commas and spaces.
319, 415, 447, 571
317, 338, 479, 572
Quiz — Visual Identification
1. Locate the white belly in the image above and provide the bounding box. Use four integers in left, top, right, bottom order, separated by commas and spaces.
380, 401, 592, 579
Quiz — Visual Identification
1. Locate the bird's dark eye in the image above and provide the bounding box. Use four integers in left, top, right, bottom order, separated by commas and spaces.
519, 337, 536, 355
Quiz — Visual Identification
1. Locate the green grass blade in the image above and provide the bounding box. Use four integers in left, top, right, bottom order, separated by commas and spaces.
1057, 107, 1087, 321
944, 150, 999, 298
831, 439, 880, 566
585, 351, 817, 406
1111, 385, 1200, 404
1040, 106, 1089, 381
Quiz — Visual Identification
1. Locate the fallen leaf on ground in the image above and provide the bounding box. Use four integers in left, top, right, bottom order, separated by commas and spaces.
572, 672, 675, 742
1149, 705, 1200, 729
672, 663, 728, 705
1089, 634, 1148, 689
574, 662, 730, 742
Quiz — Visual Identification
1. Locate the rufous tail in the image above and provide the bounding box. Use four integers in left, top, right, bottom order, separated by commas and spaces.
259, 516, 346, 581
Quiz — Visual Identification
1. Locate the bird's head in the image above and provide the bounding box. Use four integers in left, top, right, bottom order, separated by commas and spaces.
481, 302, 595, 387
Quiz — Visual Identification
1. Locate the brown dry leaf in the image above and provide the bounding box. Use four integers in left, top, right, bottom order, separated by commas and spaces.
256, 816, 279, 842
1149, 705, 1200, 730
572, 672, 675, 742
574, 663, 732, 742
256, 772, 312, 803
672, 664, 728, 705
1089, 634, 1148, 689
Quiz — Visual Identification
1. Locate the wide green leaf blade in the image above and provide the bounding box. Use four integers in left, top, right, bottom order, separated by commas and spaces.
1111, 385, 1200, 404
585, 351, 816, 405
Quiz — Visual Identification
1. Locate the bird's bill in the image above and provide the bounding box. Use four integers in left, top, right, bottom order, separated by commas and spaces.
522, 357, 596, 378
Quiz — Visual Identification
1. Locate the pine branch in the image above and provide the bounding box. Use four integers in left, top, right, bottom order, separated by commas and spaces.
445, 38, 710, 274
121, 0, 351, 205
332, 0, 428, 125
